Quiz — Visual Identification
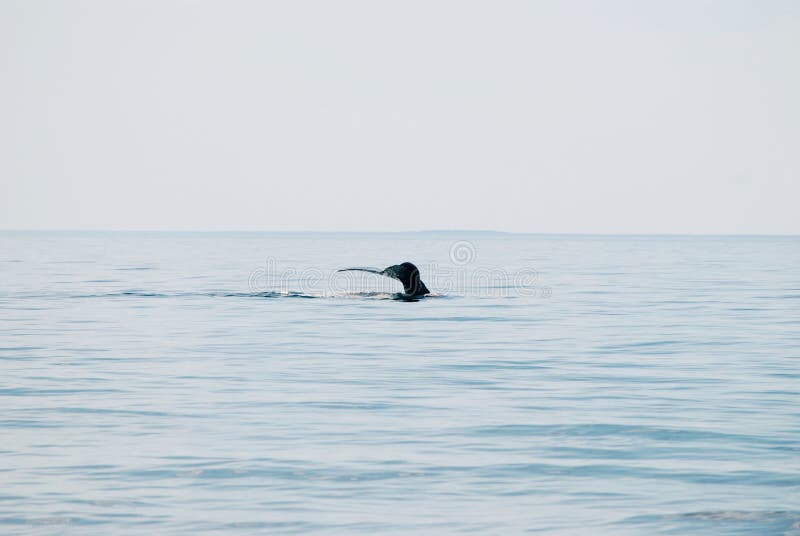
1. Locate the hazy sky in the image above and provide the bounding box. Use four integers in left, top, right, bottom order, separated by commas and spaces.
1, 1, 798, 233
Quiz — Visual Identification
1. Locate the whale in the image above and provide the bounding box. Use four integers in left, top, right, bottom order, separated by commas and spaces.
337, 262, 430, 299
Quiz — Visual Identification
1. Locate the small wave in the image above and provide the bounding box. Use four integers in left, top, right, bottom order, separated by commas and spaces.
214, 291, 407, 300
626, 510, 800, 534
69, 291, 174, 299
62, 290, 450, 301
682, 510, 800, 521
63, 290, 318, 299
214, 291, 319, 299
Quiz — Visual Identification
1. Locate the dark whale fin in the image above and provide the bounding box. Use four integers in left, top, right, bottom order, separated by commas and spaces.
338, 262, 430, 297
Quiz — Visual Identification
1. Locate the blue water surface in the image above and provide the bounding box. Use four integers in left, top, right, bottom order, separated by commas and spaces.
1, 232, 798, 534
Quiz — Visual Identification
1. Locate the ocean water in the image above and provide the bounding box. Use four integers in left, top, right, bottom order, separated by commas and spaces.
1, 231, 798, 535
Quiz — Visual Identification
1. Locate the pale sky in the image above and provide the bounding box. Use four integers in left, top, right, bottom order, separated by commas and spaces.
1, 1, 798, 233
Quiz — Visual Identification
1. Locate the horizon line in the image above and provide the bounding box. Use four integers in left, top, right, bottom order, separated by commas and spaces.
1, 228, 798, 237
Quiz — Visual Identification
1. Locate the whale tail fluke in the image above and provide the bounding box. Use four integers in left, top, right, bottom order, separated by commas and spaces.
337, 267, 384, 275
338, 262, 430, 297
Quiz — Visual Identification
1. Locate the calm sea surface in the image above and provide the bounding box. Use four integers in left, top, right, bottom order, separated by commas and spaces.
1, 232, 798, 535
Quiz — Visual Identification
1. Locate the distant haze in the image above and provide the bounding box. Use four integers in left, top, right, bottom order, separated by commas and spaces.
1, 1, 798, 234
